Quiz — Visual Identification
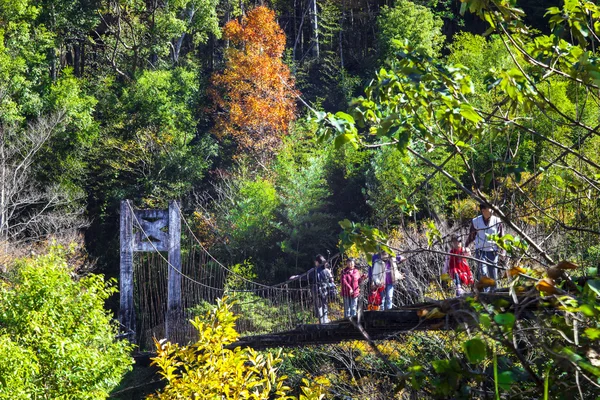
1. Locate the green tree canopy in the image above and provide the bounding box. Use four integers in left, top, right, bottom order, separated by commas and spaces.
377, 0, 445, 59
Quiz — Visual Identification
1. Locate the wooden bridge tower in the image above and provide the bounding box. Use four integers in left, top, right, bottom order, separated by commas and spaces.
119, 200, 181, 342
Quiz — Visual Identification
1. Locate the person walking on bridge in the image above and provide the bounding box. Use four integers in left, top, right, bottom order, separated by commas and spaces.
465, 203, 505, 292
443, 234, 474, 296
341, 258, 365, 318
371, 251, 404, 310
311, 254, 334, 324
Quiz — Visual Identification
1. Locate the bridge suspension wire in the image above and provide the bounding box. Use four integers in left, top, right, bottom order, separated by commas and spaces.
127, 200, 307, 292
173, 201, 311, 291
127, 201, 323, 349
127, 199, 485, 350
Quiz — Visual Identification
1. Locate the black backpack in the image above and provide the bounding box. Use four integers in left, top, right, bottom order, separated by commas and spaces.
318, 267, 338, 301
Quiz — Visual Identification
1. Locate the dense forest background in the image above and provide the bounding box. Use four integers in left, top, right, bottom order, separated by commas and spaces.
0, 0, 569, 281
3, 0, 600, 398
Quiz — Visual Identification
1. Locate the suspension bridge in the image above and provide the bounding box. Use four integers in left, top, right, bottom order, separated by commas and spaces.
118, 200, 548, 351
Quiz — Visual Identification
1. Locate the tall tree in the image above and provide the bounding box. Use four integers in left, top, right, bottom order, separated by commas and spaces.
311, 0, 319, 58
377, 0, 445, 60
0, 112, 87, 244
210, 6, 298, 162
0, 0, 97, 244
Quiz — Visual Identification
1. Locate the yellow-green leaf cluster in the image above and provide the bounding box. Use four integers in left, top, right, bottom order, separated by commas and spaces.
149, 298, 327, 399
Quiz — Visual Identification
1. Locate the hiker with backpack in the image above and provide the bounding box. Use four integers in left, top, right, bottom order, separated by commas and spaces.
312, 254, 335, 324
371, 250, 405, 310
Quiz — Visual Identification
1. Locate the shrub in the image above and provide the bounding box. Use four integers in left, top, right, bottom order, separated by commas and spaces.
150, 298, 328, 399
0, 247, 133, 399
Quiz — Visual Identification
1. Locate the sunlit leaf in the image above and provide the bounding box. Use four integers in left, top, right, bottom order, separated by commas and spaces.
494, 313, 516, 327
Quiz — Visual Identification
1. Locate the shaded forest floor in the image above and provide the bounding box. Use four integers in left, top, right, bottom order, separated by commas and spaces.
110, 353, 164, 400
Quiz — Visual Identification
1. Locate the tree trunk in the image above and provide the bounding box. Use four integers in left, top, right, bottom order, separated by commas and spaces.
173, 6, 196, 64
293, 0, 308, 61
0, 135, 6, 242
312, 0, 319, 58
339, 0, 344, 69
293, 0, 297, 60
49, 4, 57, 81
74, 42, 80, 76
80, 41, 85, 75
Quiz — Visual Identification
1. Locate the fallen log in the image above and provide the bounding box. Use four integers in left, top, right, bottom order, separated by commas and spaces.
231, 291, 550, 349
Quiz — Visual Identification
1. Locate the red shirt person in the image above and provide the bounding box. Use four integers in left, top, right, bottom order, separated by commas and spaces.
443, 234, 474, 296
341, 258, 365, 318
367, 286, 384, 311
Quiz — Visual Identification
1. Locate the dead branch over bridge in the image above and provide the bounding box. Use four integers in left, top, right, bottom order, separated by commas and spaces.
232, 292, 548, 349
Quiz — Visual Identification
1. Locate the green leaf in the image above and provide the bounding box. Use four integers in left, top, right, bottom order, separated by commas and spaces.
339, 219, 353, 230
396, 130, 411, 153
497, 370, 515, 390
334, 133, 356, 149
544, 7, 561, 15
482, 26, 494, 36
463, 338, 487, 363
479, 313, 491, 329
585, 280, 600, 297
334, 112, 355, 124
484, 171, 493, 188
459, 104, 482, 123
454, 141, 475, 151
587, 70, 600, 85
494, 313, 516, 327
584, 327, 600, 340
313, 111, 327, 122
483, 11, 496, 29
432, 359, 451, 373
577, 304, 596, 317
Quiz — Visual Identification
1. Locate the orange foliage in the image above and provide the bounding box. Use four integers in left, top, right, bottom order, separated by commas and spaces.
210, 6, 298, 159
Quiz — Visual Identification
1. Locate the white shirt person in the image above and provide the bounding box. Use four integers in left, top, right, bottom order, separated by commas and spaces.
465, 203, 504, 292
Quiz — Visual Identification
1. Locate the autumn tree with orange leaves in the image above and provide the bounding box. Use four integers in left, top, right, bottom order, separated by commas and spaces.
210, 6, 298, 160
